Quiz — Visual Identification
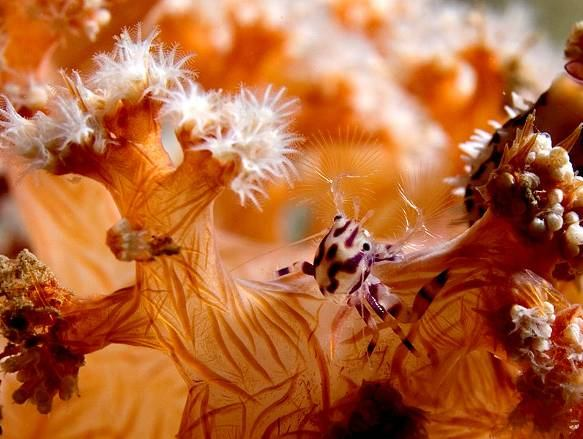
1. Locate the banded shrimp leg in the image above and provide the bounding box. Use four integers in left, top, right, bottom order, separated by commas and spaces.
354, 269, 451, 354
347, 276, 416, 356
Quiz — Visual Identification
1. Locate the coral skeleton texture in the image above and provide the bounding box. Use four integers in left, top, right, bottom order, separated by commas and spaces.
2, 0, 583, 438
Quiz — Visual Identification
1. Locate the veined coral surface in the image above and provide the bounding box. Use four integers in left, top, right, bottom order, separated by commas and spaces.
1, 0, 583, 438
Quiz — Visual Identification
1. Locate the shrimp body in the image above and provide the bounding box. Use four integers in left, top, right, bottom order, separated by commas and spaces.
275, 148, 449, 354
313, 214, 375, 295
276, 212, 424, 354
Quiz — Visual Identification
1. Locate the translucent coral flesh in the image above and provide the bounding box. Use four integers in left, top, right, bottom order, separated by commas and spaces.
3, 1, 583, 439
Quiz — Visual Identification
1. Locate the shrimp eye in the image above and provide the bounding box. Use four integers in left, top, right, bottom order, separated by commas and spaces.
333, 214, 342, 221
362, 242, 371, 251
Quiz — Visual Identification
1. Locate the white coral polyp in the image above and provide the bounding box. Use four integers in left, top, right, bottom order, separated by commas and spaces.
91, 28, 190, 107
147, 45, 192, 96
0, 93, 105, 170
226, 86, 297, 134
188, 86, 298, 208
159, 80, 223, 138
0, 100, 53, 168
200, 132, 236, 159
52, 97, 95, 147
3, 78, 52, 111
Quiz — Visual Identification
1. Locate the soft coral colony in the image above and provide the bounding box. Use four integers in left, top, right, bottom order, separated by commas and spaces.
2, 0, 583, 438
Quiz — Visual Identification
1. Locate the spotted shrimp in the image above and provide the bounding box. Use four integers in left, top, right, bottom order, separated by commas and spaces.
276, 176, 449, 354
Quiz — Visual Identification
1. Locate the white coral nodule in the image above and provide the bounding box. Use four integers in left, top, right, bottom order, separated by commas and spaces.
511, 302, 557, 376
511, 302, 555, 342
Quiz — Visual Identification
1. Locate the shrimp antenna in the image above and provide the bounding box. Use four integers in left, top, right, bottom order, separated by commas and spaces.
327, 172, 366, 216
389, 184, 436, 251
358, 209, 375, 226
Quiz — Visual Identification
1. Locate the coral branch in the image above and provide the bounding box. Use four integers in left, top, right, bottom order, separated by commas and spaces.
0, 250, 157, 415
